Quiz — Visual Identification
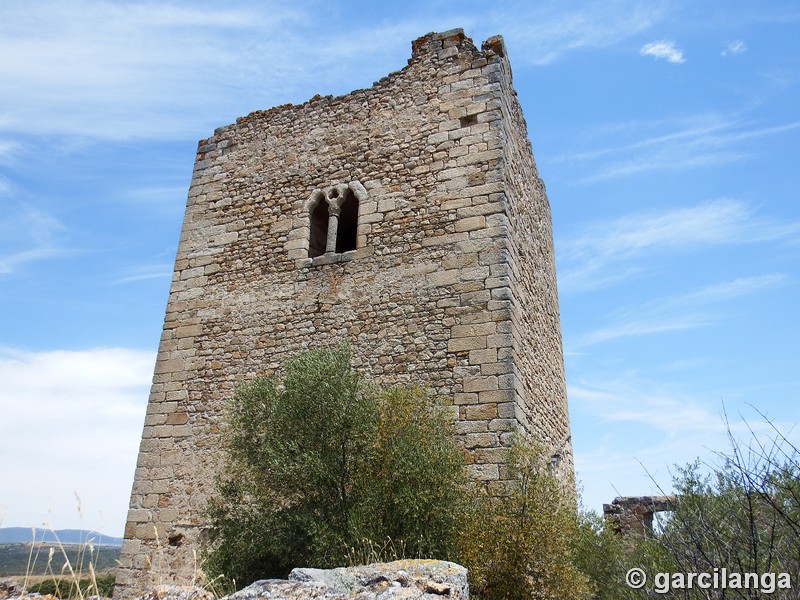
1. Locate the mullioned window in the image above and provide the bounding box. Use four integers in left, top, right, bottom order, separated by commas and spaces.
306, 183, 364, 259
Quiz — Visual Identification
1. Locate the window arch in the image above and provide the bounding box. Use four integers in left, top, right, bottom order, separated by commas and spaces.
304, 182, 366, 260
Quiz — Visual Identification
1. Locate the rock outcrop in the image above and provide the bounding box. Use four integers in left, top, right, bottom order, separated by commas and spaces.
139, 560, 468, 600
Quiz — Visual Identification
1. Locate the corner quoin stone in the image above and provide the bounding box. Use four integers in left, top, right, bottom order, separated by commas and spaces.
116, 28, 573, 598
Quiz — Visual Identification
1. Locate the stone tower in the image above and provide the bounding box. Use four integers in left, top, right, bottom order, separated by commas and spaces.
116, 29, 572, 597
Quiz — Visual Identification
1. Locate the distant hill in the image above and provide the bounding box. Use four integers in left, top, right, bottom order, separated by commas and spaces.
0, 542, 120, 577
0, 528, 123, 547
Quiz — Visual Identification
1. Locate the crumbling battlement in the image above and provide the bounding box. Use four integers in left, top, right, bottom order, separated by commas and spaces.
117, 29, 572, 598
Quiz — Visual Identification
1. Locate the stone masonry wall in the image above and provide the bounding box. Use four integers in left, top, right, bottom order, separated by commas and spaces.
116, 29, 572, 598
488, 37, 573, 478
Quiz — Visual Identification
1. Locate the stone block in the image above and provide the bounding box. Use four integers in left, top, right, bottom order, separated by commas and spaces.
467, 463, 500, 481
459, 265, 490, 281
441, 197, 472, 211
451, 322, 495, 338
496, 402, 516, 418
481, 361, 512, 375
284, 237, 307, 251
466, 403, 497, 420
469, 348, 497, 365
464, 432, 498, 449
463, 375, 498, 392
487, 333, 512, 348
421, 232, 468, 247
475, 447, 509, 464
457, 202, 504, 218
428, 269, 460, 286
453, 393, 479, 405
377, 198, 396, 212
154, 358, 184, 374
447, 336, 486, 352
489, 418, 516, 432
361, 212, 384, 224
455, 215, 485, 232
126, 509, 151, 524
442, 252, 478, 269
359, 200, 378, 214
478, 389, 514, 404
175, 324, 202, 337
455, 420, 488, 434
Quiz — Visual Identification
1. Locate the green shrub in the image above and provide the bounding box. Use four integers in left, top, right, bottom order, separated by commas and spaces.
573, 417, 800, 599
205, 343, 602, 598
204, 343, 472, 586
573, 509, 663, 600
458, 438, 591, 600
27, 573, 115, 598
359, 385, 471, 560
651, 456, 800, 597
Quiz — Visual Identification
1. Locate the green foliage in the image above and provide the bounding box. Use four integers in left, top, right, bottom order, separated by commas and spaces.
572, 510, 630, 600
27, 574, 115, 598
360, 386, 470, 559
573, 509, 670, 600
573, 419, 800, 599
204, 343, 472, 587
458, 438, 591, 600
652, 455, 800, 596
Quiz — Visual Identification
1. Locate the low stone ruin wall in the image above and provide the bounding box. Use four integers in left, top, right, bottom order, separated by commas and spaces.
603, 495, 675, 536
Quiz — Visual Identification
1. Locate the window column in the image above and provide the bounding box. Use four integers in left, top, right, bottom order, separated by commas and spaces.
325, 204, 340, 254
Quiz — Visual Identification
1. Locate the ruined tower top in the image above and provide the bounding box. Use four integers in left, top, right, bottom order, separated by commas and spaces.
117, 29, 572, 598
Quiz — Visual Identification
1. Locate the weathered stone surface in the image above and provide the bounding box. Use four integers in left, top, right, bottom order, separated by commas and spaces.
118, 28, 572, 598
135, 561, 467, 600
3, 587, 109, 600
134, 586, 213, 600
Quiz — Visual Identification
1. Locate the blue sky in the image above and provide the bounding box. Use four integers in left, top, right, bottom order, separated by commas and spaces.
1, 1, 798, 537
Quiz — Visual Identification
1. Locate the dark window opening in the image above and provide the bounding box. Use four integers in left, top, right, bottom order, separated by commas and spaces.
309, 200, 329, 258
460, 114, 478, 127
336, 190, 359, 253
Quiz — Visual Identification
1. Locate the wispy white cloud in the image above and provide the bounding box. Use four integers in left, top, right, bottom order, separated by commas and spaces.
0, 2, 300, 139
722, 39, 747, 56
562, 116, 739, 163
576, 274, 785, 346
557, 199, 799, 293
554, 113, 800, 183
489, 0, 668, 65
119, 185, 190, 214
0, 175, 12, 196
583, 150, 747, 182
0, 203, 65, 275
571, 379, 717, 434
0, 0, 673, 140
0, 140, 22, 165
112, 263, 173, 285
570, 377, 799, 511
640, 40, 686, 63
0, 347, 154, 534
0, 1, 437, 141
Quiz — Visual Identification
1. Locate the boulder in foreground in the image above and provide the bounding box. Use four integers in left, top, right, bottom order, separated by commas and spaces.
140, 560, 468, 600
